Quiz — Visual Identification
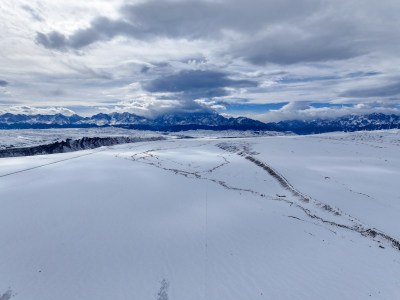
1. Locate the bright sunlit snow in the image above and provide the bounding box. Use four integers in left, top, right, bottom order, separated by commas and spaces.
0, 130, 399, 299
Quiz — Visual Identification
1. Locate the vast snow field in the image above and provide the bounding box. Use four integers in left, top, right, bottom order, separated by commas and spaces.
0, 130, 399, 299
0, 128, 282, 150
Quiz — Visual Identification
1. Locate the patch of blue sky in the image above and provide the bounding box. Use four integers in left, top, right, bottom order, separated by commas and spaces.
347, 71, 381, 78
310, 103, 353, 108
218, 102, 357, 114
216, 102, 288, 114
65, 105, 112, 116
279, 76, 339, 84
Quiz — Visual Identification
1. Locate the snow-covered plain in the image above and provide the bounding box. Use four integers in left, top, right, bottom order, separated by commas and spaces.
0, 128, 284, 150
0, 130, 400, 299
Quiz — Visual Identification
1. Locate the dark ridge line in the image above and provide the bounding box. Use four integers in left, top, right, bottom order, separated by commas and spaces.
0, 136, 165, 158
244, 155, 310, 203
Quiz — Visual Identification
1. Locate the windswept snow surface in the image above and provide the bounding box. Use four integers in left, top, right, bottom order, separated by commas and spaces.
0, 130, 400, 299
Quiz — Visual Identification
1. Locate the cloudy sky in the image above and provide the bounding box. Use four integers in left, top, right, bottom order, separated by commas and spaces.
1, 0, 400, 121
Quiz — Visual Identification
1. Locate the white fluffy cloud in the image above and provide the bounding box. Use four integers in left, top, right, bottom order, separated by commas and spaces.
0, 106, 76, 116
254, 103, 400, 123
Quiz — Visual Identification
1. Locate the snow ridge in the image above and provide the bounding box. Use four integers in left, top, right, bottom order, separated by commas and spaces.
0, 136, 165, 158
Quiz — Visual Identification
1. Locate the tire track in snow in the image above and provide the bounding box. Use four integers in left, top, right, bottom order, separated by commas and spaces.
0, 149, 105, 179
118, 140, 400, 252
0, 138, 169, 179
217, 142, 400, 252
0, 137, 168, 179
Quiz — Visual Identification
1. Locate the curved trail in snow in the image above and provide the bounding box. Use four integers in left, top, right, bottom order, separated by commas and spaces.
121, 139, 400, 252
217, 142, 400, 252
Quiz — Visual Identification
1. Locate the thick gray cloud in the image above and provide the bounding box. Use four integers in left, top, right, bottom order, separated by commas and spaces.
341, 82, 400, 98
36, 31, 67, 50
0, 80, 9, 87
237, 33, 364, 65
35, 0, 369, 65
36, 17, 135, 50
119, 0, 320, 39
143, 70, 258, 100
36, 0, 321, 51
35, 17, 134, 50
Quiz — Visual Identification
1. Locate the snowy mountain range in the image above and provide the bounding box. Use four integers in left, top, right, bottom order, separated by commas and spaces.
270, 113, 400, 134
0, 112, 268, 130
1, 111, 400, 133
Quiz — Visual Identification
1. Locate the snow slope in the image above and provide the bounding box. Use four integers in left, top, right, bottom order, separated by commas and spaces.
0, 131, 399, 299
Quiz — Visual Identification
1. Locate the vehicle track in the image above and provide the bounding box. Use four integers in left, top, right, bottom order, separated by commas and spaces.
0, 148, 105, 179
117, 139, 400, 252
217, 142, 400, 251
0, 137, 166, 179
